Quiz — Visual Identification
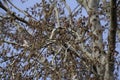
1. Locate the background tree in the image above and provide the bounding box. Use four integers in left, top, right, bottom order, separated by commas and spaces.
0, 0, 119, 80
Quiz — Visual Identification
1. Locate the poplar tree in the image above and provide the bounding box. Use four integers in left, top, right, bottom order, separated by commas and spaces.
0, 0, 119, 80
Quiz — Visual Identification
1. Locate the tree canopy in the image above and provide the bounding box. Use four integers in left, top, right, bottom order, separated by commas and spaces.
0, 0, 120, 80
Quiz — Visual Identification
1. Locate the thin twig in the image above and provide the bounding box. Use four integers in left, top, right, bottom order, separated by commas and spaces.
7, 0, 36, 20
49, 7, 60, 39
63, 0, 72, 25
1, 40, 29, 47
55, 7, 60, 28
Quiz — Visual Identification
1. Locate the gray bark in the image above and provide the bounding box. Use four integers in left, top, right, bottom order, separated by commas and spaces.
77, 0, 117, 80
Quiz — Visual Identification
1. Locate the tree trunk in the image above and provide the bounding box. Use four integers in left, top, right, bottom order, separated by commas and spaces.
77, 0, 117, 80
104, 0, 117, 80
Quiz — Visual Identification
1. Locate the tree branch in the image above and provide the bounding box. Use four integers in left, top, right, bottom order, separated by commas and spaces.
0, 1, 30, 26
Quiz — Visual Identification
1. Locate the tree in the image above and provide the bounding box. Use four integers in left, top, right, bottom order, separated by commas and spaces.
0, 0, 119, 80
